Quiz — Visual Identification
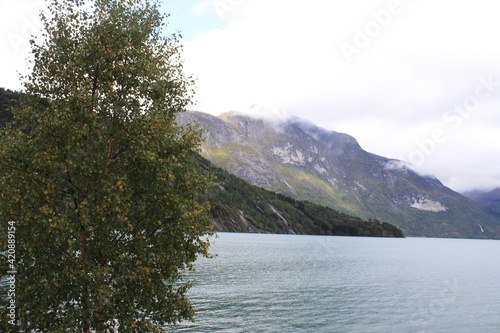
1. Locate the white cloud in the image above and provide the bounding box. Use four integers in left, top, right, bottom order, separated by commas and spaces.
0, 0, 44, 89
181, 0, 500, 192
1, 0, 499, 192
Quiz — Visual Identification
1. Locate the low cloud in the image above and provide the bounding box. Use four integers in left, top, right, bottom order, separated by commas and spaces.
1, 0, 499, 192
181, 0, 500, 192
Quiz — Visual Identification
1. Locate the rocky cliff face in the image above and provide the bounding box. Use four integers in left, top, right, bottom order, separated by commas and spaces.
178, 111, 500, 239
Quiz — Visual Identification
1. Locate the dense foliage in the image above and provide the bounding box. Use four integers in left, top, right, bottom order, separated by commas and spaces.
0, 88, 20, 127
0, 0, 213, 331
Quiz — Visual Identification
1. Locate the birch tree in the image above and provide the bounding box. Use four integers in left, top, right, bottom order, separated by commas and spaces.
0, 0, 213, 331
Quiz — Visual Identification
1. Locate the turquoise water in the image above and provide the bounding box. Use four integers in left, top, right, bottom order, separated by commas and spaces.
171, 233, 500, 332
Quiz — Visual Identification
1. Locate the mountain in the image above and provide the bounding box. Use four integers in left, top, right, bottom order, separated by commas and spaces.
463, 188, 500, 217
0, 88, 402, 238
178, 110, 500, 239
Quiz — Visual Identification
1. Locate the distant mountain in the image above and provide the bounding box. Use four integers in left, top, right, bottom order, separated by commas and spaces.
178, 111, 500, 239
463, 188, 500, 217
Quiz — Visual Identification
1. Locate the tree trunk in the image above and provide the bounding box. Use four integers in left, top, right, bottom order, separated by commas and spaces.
81, 204, 91, 333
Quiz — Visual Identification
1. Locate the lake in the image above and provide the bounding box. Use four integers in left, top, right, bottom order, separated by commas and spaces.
170, 232, 500, 332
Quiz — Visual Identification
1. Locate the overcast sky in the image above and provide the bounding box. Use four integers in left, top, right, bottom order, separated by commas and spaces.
1, 0, 499, 192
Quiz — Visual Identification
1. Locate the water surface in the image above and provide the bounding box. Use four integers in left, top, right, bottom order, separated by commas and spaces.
171, 233, 500, 332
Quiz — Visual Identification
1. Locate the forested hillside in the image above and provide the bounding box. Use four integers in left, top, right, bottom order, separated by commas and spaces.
203, 159, 404, 237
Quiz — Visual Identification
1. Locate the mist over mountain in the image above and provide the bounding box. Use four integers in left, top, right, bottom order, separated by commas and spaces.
178, 110, 500, 239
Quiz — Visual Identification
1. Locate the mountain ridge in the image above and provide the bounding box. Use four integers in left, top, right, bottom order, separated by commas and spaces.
179, 110, 500, 239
